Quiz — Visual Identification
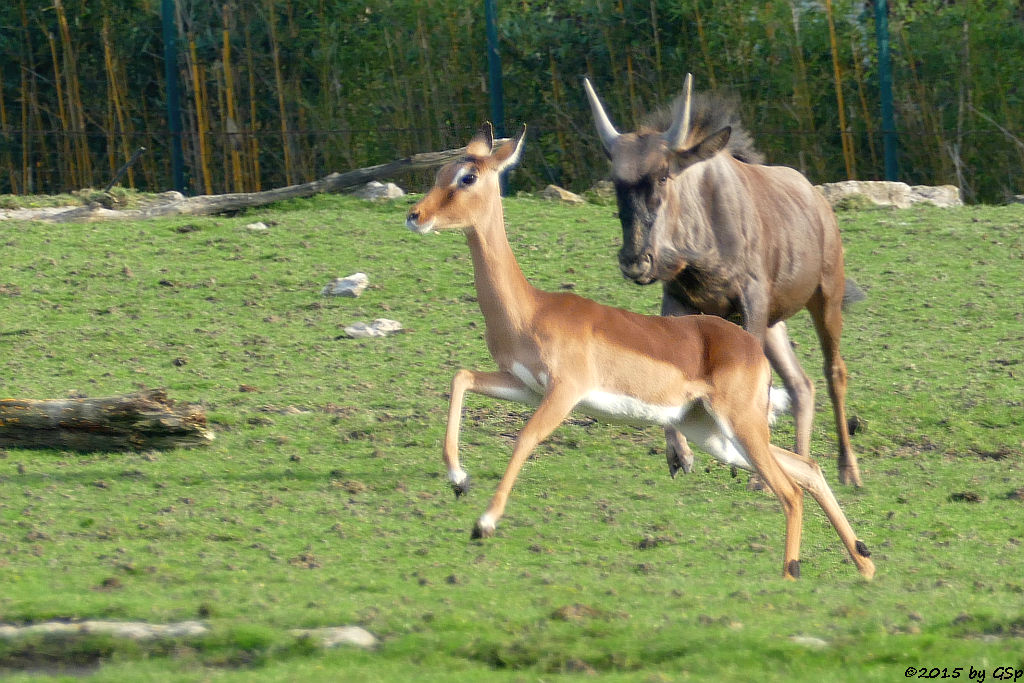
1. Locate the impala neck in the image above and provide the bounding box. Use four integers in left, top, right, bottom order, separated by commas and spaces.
464, 192, 537, 331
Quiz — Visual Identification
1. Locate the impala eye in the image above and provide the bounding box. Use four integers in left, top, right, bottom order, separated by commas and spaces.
461, 173, 477, 186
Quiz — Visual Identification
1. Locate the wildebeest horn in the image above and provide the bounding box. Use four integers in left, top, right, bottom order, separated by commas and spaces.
664, 73, 694, 151
583, 77, 620, 154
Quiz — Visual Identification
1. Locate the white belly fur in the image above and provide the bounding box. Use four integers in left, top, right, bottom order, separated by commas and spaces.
507, 362, 753, 472
576, 390, 690, 427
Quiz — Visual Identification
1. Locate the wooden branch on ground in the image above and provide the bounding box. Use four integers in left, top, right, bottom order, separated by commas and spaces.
0, 389, 214, 451
0, 139, 509, 223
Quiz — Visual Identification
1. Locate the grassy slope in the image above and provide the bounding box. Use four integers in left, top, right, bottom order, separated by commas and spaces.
0, 196, 1021, 680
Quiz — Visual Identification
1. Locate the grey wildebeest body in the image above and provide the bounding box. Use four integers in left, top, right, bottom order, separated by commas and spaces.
584, 75, 863, 486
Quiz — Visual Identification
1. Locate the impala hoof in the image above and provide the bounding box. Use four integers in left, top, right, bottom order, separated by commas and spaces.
471, 515, 496, 540
786, 559, 801, 580
452, 477, 471, 498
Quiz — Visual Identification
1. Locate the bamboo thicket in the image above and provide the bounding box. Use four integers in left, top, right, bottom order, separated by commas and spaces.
1, 0, 1023, 202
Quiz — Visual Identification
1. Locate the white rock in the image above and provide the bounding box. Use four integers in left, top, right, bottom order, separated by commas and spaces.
538, 184, 585, 204
790, 635, 829, 648
244, 221, 269, 231
343, 318, 402, 338
323, 272, 369, 297
0, 620, 209, 641
353, 181, 405, 200
290, 625, 378, 649
816, 181, 962, 208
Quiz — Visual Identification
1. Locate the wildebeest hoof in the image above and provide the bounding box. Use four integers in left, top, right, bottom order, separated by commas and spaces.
664, 433, 693, 478
838, 467, 863, 488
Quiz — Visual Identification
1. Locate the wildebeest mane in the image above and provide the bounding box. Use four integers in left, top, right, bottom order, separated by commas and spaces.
641, 90, 764, 165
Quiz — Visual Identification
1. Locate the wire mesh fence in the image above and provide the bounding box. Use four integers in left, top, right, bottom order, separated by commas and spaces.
2, 0, 1023, 202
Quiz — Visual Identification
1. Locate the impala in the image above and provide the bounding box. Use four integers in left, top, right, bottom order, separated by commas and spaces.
406, 123, 874, 580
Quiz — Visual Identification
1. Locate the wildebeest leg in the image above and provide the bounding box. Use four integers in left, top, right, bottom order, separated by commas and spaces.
807, 289, 863, 487
764, 322, 815, 458
661, 291, 697, 476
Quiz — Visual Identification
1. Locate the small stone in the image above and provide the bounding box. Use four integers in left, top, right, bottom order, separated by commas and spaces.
290, 626, 378, 649
538, 184, 585, 204
352, 181, 405, 200
343, 318, 402, 338
323, 273, 369, 298
790, 635, 829, 648
244, 221, 269, 231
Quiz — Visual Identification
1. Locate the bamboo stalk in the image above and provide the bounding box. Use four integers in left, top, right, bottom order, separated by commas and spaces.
787, 1, 824, 179
47, 31, 74, 188
266, 0, 294, 186
189, 40, 213, 195
649, 0, 663, 95
222, 5, 244, 192
692, 0, 717, 89
102, 17, 134, 188
547, 51, 573, 180
898, 24, 952, 182
18, 61, 28, 193
55, 0, 91, 187
383, 26, 415, 155
617, 0, 639, 121
244, 21, 260, 191
849, 35, 878, 172
415, 8, 439, 149
201, 65, 215, 191
0, 66, 9, 193
824, 0, 854, 179
214, 58, 228, 193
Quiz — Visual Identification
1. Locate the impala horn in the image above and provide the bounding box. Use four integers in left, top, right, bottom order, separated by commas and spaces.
583, 77, 621, 155
663, 73, 694, 151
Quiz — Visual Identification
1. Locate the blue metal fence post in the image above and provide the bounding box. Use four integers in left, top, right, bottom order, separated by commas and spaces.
484, 0, 506, 140
875, 0, 898, 181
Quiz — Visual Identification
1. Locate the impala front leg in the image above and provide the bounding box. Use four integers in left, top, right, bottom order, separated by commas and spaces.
474, 383, 578, 539
444, 369, 536, 498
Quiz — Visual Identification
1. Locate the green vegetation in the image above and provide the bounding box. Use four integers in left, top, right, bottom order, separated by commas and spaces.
0, 195, 1022, 680
3, 1, 1024, 201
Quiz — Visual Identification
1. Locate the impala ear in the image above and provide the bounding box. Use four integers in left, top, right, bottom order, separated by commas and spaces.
466, 122, 495, 158
491, 124, 526, 173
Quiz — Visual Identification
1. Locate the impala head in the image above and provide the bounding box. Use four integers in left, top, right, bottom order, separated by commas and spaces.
407, 122, 526, 235
584, 74, 750, 284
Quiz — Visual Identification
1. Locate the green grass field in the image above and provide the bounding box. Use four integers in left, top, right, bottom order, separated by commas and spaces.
0, 194, 1022, 681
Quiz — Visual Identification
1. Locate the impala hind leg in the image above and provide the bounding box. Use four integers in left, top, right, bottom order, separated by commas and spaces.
733, 428, 806, 580
474, 383, 578, 539
444, 369, 537, 498
770, 444, 875, 579
681, 403, 805, 580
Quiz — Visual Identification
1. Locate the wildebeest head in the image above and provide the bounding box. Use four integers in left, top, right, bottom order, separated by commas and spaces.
584, 75, 762, 284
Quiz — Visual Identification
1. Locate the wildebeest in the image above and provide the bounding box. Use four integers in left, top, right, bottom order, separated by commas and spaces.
583, 75, 863, 486
405, 122, 874, 579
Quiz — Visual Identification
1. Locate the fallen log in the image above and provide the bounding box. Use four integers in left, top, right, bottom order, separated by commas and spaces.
0, 389, 214, 451
0, 138, 509, 223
